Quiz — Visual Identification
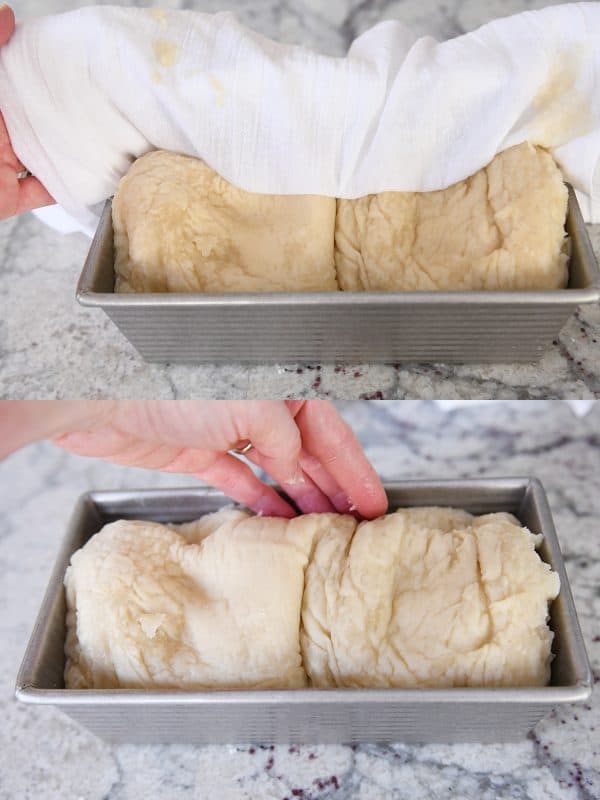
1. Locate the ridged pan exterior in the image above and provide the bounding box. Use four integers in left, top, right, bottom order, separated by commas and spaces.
76, 188, 600, 364
15, 480, 592, 744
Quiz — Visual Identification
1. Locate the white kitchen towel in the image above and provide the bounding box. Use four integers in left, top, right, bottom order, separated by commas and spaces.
0, 3, 599, 231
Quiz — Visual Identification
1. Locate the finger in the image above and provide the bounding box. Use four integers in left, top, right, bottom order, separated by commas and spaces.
192, 452, 297, 518
0, 6, 15, 47
111, 401, 305, 486
0, 167, 54, 220
233, 401, 304, 484
54, 426, 298, 518
298, 448, 351, 514
58, 418, 335, 515
241, 401, 342, 514
285, 400, 306, 419
295, 401, 388, 519
234, 401, 338, 511
17, 175, 55, 215
243, 448, 336, 514
0, 146, 23, 171
0, 111, 24, 171
272, 468, 337, 514
0, 163, 17, 218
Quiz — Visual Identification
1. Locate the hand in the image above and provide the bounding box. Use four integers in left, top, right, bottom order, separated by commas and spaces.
0, 5, 54, 219
0, 400, 388, 519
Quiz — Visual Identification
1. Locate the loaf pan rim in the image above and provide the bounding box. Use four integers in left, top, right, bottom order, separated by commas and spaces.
15, 477, 593, 706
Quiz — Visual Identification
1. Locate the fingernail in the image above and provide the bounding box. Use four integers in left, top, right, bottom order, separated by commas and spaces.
331, 492, 352, 513
254, 495, 296, 519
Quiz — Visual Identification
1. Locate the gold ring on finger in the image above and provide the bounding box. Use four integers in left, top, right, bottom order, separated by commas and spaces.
231, 440, 254, 455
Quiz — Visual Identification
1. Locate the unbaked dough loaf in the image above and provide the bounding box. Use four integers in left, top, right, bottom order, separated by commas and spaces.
64, 507, 559, 690
64, 509, 341, 689
113, 150, 338, 292
301, 507, 560, 688
335, 143, 569, 290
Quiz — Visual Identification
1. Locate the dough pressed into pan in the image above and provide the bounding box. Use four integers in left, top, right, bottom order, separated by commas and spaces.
301, 507, 560, 688
64, 509, 339, 689
64, 507, 559, 690
112, 150, 338, 293
334, 143, 569, 290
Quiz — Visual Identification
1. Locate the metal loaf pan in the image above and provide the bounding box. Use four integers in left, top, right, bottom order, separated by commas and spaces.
16, 479, 592, 745
76, 189, 600, 364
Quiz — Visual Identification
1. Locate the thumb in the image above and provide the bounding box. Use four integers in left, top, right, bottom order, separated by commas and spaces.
0, 6, 16, 48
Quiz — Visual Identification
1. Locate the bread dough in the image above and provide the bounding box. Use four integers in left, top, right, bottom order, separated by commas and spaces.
301, 507, 560, 688
64, 509, 335, 689
113, 150, 338, 292
113, 144, 567, 293
335, 143, 569, 290
64, 506, 559, 690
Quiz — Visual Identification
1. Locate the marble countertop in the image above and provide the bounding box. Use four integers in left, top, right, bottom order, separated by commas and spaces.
1, 0, 600, 400
0, 400, 598, 798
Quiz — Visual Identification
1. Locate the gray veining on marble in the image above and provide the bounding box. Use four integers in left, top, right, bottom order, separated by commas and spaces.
1, 0, 599, 399
0, 400, 598, 799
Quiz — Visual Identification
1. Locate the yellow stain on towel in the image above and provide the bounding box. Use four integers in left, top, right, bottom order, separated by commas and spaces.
209, 74, 226, 107
530, 46, 593, 147
149, 8, 168, 26
153, 39, 180, 68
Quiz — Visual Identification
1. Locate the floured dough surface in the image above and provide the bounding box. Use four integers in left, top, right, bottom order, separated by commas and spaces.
64, 509, 331, 689
113, 150, 338, 292
301, 507, 560, 688
335, 143, 569, 290
64, 506, 559, 690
